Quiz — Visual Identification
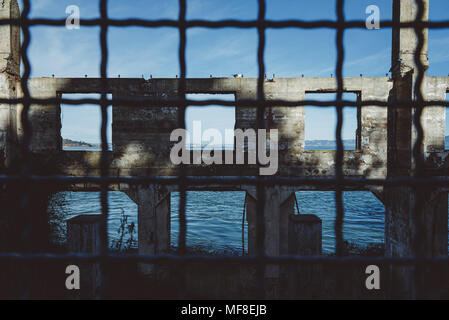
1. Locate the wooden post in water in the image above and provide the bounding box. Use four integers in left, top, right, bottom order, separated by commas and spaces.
67, 215, 102, 299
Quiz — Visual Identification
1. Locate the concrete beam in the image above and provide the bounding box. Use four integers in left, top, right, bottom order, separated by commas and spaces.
25, 77, 391, 96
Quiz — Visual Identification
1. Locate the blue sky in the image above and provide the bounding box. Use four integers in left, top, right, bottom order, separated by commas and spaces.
15, 0, 449, 144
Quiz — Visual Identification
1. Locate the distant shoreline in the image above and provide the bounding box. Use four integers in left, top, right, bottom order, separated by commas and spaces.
62, 138, 99, 149
62, 137, 449, 150
62, 138, 357, 150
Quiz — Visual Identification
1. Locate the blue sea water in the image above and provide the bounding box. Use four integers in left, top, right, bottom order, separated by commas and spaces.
61, 190, 386, 254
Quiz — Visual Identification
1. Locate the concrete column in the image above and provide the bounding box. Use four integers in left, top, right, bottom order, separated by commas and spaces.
360, 89, 389, 179
288, 214, 322, 256
125, 185, 170, 276
244, 187, 294, 298
67, 215, 102, 299
287, 214, 322, 298
386, 0, 447, 299
280, 193, 295, 255
391, 0, 429, 76
245, 193, 257, 255
0, 0, 20, 169
385, 188, 448, 298
245, 187, 294, 256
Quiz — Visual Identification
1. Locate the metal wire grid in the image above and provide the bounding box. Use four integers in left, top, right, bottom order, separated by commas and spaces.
0, 0, 449, 298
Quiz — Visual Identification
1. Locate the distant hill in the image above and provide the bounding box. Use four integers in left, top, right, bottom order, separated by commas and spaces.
308, 137, 449, 149
63, 139, 98, 148
306, 139, 355, 148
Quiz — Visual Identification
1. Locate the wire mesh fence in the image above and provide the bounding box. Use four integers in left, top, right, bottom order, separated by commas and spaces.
1, 0, 449, 299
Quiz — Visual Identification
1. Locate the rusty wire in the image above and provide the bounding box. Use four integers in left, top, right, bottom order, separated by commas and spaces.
0, 0, 447, 299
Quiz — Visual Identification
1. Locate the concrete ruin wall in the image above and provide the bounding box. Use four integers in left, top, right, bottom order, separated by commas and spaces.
7, 76, 448, 184
12, 77, 392, 181
1, 0, 448, 191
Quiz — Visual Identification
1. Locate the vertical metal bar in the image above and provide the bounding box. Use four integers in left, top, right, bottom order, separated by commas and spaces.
18, 0, 32, 299
412, 0, 426, 299
99, 0, 109, 259
412, 0, 426, 214
177, 0, 188, 299
335, 0, 345, 257
178, 0, 187, 256
256, 0, 266, 298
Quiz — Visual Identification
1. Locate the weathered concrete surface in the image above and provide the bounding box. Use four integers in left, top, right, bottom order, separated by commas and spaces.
67, 215, 102, 299
385, 0, 448, 299
245, 187, 295, 256
0, 1, 20, 75
11, 76, 396, 186
0, 0, 19, 169
392, 0, 429, 77
125, 184, 170, 276
285, 214, 323, 299
288, 214, 322, 256
245, 187, 295, 298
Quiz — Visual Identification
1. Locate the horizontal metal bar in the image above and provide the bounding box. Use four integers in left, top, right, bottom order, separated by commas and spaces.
2, 175, 449, 188
0, 253, 448, 266
1, 18, 449, 30
1, 97, 448, 109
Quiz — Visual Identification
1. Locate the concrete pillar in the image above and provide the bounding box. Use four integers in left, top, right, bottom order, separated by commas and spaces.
391, 0, 429, 76
280, 193, 295, 255
67, 215, 102, 299
246, 193, 257, 255
288, 214, 322, 256
245, 187, 294, 256
287, 214, 322, 298
0, 0, 20, 169
360, 89, 389, 180
244, 187, 294, 298
125, 185, 170, 276
386, 0, 447, 299
385, 188, 448, 298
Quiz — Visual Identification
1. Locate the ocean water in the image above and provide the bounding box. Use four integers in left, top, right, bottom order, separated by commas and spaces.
59, 190, 386, 254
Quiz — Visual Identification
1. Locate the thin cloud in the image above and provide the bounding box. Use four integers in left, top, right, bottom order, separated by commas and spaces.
311, 49, 390, 76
